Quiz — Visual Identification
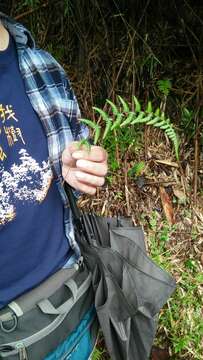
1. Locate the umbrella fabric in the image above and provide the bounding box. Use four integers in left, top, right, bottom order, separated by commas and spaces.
65, 185, 176, 360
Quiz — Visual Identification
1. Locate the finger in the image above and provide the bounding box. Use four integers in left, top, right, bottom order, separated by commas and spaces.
75, 182, 97, 195
72, 146, 107, 163
62, 148, 76, 167
62, 141, 93, 166
62, 166, 97, 195
75, 171, 105, 187
64, 141, 91, 156
76, 159, 108, 176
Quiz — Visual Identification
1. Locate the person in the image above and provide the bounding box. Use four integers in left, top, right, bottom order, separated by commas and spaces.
0, 11, 107, 359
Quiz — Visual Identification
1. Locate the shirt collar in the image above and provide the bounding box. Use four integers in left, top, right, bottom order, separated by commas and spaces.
0, 12, 35, 49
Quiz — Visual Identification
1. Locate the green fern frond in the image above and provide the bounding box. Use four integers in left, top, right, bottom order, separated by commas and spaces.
146, 116, 160, 125
133, 96, 141, 113
94, 126, 102, 144
155, 107, 161, 116
118, 95, 129, 113
106, 99, 119, 115
157, 79, 172, 96
120, 112, 134, 127
146, 101, 153, 113
80, 96, 179, 159
92, 106, 113, 141
111, 113, 123, 130
128, 161, 145, 177
80, 118, 98, 129
80, 118, 101, 145
103, 118, 113, 139
77, 139, 91, 151
131, 111, 145, 124
92, 348, 106, 360
93, 107, 110, 122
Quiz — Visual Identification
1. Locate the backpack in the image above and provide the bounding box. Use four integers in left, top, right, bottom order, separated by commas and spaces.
0, 262, 98, 360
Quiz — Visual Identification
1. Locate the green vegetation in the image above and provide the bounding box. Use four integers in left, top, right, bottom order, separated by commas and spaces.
147, 212, 203, 359
11, 1, 203, 359
92, 348, 107, 360
80, 96, 179, 160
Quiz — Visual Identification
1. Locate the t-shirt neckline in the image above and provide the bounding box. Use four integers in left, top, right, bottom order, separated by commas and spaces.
0, 33, 16, 68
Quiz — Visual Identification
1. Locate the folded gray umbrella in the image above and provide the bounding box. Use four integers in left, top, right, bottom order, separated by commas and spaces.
65, 185, 176, 360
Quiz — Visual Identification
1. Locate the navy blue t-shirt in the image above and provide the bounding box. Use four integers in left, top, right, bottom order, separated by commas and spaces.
0, 34, 72, 309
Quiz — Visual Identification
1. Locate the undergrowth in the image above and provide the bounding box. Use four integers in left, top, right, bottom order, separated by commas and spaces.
11, 1, 203, 359
146, 211, 203, 360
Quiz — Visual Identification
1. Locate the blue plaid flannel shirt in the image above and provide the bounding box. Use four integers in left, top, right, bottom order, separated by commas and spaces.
0, 12, 89, 265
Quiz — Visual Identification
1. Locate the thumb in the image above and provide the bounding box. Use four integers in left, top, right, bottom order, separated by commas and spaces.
62, 142, 79, 167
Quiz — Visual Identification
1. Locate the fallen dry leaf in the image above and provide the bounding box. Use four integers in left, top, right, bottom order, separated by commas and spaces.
173, 188, 187, 204
201, 254, 203, 266
159, 186, 175, 225
151, 346, 170, 360
155, 159, 179, 168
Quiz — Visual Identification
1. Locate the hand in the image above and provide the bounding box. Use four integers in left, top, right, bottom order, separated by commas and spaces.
62, 142, 108, 195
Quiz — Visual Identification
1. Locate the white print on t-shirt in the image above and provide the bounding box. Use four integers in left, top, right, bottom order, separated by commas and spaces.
0, 149, 53, 226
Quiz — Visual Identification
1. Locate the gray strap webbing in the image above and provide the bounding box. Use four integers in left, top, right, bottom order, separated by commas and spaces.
8, 302, 23, 317
0, 312, 14, 323
38, 273, 92, 315
65, 278, 78, 301
3, 267, 77, 318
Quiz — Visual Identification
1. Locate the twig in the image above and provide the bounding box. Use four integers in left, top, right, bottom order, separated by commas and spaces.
41, 12, 52, 46
193, 70, 202, 204
193, 112, 199, 205
124, 157, 131, 216
145, 180, 177, 186
15, 2, 49, 21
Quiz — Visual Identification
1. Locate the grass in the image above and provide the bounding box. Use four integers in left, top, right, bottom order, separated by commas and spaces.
145, 211, 203, 359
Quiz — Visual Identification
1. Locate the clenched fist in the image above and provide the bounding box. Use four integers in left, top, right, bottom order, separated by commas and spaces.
62, 142, 108, 195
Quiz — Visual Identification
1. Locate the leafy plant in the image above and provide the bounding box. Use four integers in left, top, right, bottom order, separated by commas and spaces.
181, 107, 195, 141
157, 79, 172, 97
22, 0, 40, 7
80, 96, 179, 159
146, 214, 203, 359
128, 161, 145, 177
92, 348, 106, 360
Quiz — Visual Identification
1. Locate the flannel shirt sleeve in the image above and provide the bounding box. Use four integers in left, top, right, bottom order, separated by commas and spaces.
60, 69, 90, 199
59, 67, 89, 142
